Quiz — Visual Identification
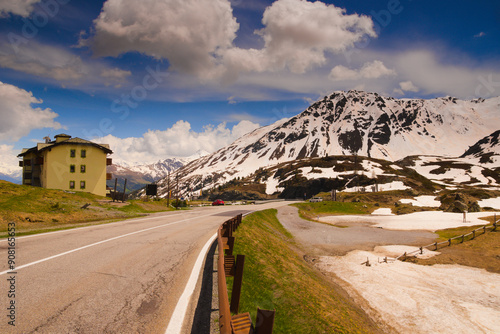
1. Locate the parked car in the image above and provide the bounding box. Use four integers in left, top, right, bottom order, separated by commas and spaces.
309, 197, 323, 202
212, 199, 225, 206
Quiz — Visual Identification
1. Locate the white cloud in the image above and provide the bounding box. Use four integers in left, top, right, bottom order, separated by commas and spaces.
0, 144, 22, 176
474, 32, 486, 38
329, 60, 395, 81
329, 65, 359, 80
224, 0, 376, 76
86, 0, 376, 81
0, 39, 131, 86
0, 81, 62, 142
393, 49, 500, 98
0, 0, 40, 17
86, 0, 238, 80
399, 81, 419, 92
99, 120, 260, 164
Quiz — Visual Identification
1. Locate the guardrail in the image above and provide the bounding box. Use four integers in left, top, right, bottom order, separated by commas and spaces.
217, 214, 275, 334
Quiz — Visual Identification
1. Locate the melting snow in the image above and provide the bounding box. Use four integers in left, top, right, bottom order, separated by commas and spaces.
400, 195, 441, 207
319, 211, 499, 231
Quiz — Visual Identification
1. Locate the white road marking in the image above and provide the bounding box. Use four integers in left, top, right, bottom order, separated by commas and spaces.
164, 233, 217, 334
0, 211, 190, 242
0, 212, 215, 276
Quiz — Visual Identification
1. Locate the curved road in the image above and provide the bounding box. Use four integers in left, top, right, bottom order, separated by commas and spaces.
0, 202, 288, 333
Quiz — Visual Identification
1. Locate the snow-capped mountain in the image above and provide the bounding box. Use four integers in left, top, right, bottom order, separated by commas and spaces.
461, 130, 500, 167
109, 156, 198, 192
155, 90, 499, 197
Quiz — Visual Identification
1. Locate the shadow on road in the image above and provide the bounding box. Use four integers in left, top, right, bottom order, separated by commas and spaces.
190, 240, 218, 334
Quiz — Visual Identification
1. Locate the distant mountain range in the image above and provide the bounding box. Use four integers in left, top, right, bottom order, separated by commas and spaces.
148, 90, 499, 198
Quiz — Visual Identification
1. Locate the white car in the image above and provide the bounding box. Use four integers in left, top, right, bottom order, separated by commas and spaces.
309, 197, 323, 202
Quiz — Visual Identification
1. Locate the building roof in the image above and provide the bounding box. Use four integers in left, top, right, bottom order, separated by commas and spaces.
18, 136, 113, 157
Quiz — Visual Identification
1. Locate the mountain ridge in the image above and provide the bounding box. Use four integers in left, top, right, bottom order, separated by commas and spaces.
152, 90, 499, 198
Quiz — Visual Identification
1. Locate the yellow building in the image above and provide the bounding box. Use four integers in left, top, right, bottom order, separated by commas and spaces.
18, 134, 113, 197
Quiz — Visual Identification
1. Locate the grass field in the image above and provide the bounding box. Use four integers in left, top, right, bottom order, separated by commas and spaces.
291, 201, 372, 223
0, 180, 174, 237
226, 209, 383, 333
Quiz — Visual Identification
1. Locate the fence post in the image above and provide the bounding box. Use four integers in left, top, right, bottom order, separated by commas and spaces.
461, 234, 464, 243
226, 236, 235, 256
494, 222, 497, 232
448, 238, 451, 246
483, 226, 486, 234
255, 308, 275, 334
420, 247, 423, 255
472, 230, 475, 240
230, 254, 245, 314
434, 242, 438, 251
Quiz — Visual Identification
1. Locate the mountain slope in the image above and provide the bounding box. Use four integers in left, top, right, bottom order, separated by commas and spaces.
461, 130, 500, 167
108, 158, 188, 192
154, 91, 499, 197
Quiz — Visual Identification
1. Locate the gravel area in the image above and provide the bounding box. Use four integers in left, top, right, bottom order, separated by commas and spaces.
277, 205, 436, 256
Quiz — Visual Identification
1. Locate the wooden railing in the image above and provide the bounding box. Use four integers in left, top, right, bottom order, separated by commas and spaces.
396, 219, 498, 261
217, 214, 275, 334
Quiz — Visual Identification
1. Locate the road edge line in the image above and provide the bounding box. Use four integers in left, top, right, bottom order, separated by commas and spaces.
164, 232, 218, 334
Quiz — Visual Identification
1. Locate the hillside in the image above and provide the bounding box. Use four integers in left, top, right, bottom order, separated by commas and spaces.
0, 180, 172, 236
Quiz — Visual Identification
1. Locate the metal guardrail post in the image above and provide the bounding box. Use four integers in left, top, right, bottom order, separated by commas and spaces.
230, 254, 245, 314
255, 308, 275, 334
226, 236, 235, 256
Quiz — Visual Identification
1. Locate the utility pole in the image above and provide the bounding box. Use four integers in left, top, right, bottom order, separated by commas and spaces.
167, 170, 170, 208
175, 173, 180, 209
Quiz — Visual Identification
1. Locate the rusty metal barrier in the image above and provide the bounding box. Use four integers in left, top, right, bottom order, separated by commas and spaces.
217, 214, 275, 334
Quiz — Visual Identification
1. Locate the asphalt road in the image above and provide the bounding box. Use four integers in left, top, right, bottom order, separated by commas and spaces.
0, 202, 289, 334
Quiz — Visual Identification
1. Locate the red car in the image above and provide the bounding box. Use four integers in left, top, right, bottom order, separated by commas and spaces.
212, 199, 225, 206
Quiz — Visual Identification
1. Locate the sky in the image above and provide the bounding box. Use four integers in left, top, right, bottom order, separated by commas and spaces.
0, 0, 499, 174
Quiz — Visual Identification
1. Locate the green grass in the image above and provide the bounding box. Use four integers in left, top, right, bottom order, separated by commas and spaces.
291, 201, 371, 221
0, 181, 174, 236
226, 209, 382, 333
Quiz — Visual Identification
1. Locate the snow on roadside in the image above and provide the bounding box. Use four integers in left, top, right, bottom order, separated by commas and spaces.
317, 250, 500, 334
400, 195, 441, 207
319, 211, 500, 231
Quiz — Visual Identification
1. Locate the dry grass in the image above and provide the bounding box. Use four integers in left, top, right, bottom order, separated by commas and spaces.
410, 223, 500, 273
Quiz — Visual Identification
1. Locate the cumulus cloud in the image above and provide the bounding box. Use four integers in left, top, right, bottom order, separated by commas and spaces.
393, 50, 500, 98
0, 39, 131, 86
0, 81, 62, 142
85, 0, 376, 81
224, 0, 376, 77
98, 120, 260, 164
85, 0, 238, 80
399, 81, 419, 92
329, 60, 395, 81
0, 0, 40, 17
0, 144, 21, 176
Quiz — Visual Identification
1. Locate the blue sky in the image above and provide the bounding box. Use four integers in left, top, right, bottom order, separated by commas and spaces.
0, 0, 499, 172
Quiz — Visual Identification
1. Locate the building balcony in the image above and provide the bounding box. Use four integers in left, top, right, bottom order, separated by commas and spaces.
106, 173, 113, 180
106, 158, 112, 166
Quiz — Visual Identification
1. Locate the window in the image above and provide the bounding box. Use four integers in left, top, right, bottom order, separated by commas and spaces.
70, 165, 75, 173
70, 149, 76, 158
69, 181, 75, 189
81, 150, 86, 158
80, 165, 86, 173
80, 181, 86, 189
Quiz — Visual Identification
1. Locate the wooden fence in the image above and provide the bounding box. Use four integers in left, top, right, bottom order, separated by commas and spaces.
217, 214, 275, 334
396, 220, 498, 262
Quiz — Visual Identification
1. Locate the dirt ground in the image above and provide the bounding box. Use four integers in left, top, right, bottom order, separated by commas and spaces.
276, 205, 436, 256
